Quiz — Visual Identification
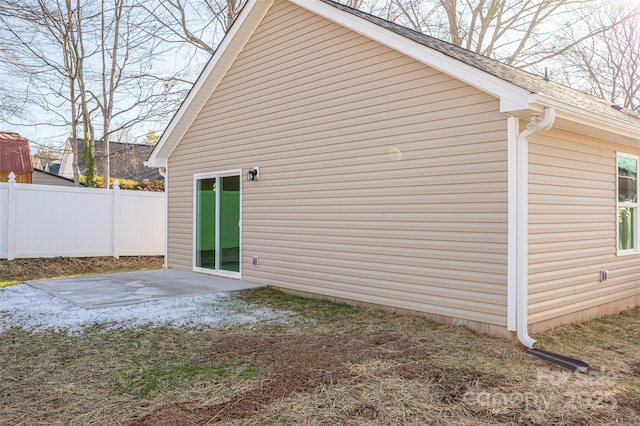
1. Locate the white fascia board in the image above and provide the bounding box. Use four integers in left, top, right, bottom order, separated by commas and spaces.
143, 158, 167, 169
530, 93, 640, 142
147, 0, 275, 166
290, 0, 531, 111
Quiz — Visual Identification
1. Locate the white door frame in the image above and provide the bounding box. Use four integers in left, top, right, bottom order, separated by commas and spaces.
192, 169, 242, 279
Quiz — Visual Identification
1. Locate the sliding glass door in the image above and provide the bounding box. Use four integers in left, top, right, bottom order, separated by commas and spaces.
195, 172, 241, 277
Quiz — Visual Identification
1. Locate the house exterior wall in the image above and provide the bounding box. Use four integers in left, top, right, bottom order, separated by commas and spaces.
58, 141, 74, 179
528, 127, 640, 333
166, 0, 510, 332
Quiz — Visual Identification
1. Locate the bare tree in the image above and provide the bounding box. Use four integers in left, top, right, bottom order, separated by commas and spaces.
0, 0, 188, 186
66, 0, 99, 186
333, 0, 631, 71
142, 0, 245, 55
336, 0, 637, 110
0, 0, 100, 184
94, 0, 125, 188
0, 85, 24, 123
0, 6, 22, 120
91, 1, 192, 185
559, 5, 639, 112
0, 41, 24, 121
385, 0, 611, 66
335, 0, 388, 14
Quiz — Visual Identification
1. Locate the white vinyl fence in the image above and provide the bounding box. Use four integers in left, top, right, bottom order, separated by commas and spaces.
0, 173, 165, 260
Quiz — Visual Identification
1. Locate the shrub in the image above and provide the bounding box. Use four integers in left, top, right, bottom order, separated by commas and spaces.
80, 176, 165, 191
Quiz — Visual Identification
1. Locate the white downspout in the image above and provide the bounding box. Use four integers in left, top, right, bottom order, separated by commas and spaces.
516, 107, 555, 348
159, 166, 168, 269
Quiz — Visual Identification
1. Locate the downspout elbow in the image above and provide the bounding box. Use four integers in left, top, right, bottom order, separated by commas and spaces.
516, 108, 556, 145
534, 108, 556, 133
517, 322, 537, 349
516, 107, 555, 349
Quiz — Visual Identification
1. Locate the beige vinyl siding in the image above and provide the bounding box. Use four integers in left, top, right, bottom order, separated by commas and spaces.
167, 0, 509, 327
528, 127, 640, 329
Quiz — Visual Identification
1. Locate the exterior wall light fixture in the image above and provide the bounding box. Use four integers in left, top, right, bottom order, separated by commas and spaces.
247, 167, 259, 181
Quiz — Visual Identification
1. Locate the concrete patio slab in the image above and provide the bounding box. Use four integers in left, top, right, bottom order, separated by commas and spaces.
26, 269, 264, 309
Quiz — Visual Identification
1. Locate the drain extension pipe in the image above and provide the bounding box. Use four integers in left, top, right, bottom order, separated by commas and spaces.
516, 107, 555, 349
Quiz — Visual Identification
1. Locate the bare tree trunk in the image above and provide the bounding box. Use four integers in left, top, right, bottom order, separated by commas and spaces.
101, 0, 109, 188
226, 0, 236, 29
66, 0, 96, 186
439, 0, 460, 46
69, 78, 80, 185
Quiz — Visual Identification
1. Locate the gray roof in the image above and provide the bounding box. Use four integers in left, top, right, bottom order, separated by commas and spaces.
33, 168, 80, 184
70, 139, 163, 181
322, 0, 640, 127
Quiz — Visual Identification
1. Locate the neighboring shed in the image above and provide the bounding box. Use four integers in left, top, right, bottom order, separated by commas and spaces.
0, 132, 33, 183
146, 0, 640, 345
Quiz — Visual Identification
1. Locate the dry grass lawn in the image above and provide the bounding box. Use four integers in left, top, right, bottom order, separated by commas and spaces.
1, 258, 639, 425
0, 256, 164, 286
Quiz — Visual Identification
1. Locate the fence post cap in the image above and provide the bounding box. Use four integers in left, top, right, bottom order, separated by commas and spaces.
8, 172, 16, 182
113, 180, 120, 189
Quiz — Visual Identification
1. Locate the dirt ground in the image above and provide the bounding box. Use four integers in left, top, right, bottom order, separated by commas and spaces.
131, 328, 507, 425
128, 320, 639, 425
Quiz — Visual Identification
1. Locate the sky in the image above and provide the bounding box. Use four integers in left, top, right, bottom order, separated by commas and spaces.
0, 43, 205, 156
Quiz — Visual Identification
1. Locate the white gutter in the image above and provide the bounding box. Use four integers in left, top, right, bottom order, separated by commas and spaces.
530, 94, 639, 141
516, 107, 556, 349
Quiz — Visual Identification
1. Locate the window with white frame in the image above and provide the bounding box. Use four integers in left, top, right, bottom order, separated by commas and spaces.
617, 153, 638, 253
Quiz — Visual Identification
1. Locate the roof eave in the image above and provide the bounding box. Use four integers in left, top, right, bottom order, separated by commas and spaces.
144, 158, 167, 169
146, 0, 276, 166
